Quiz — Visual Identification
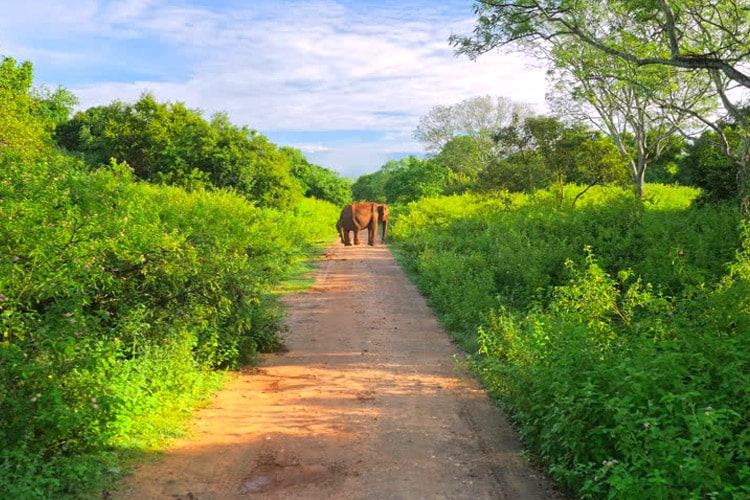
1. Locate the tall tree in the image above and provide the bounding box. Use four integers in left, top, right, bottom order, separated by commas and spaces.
548, 41, 711, 197
280, 146, 352, 206
451, 1, 750, 90
552, 126, 630, 206
31, 85, 79, 131
680, 124, 743, 203
382, 156, 446, 204
477, 117, 551, 193
207, 114, 303, 209
414, 95, 532, 158
56, 94, 215, 184
451, 0, 750, 210
0, 57, 53, 161
351, 170, 389, 203
433, 135, 484, 194
477, 116, 627, 198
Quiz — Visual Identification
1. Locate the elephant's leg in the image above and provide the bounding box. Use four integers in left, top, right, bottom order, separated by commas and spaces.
353, 229, 361, 245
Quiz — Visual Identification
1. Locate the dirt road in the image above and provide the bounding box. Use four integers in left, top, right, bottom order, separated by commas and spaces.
116, 238, 562, 499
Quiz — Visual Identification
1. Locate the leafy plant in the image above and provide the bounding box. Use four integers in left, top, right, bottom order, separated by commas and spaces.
0, 154, 340, 497
391, 185, 749, 497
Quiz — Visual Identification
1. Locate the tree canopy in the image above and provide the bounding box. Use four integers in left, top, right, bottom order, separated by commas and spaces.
281, 146, 353, 207
548, 41, 711, 197
451, 1, 750, 207
414, 95, 532, 155
451, 1, 750, 91
0, 57, 77, 162
55, 93, 351, 209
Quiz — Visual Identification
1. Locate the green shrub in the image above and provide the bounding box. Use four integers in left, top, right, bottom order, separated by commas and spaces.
391, 185, 749, 498
0, 156, 339, 497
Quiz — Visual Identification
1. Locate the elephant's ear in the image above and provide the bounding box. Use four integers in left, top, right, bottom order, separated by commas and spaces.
378, 204, 389, 220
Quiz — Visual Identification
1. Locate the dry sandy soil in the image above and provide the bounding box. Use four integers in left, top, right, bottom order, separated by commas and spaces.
115, 236, 563, 499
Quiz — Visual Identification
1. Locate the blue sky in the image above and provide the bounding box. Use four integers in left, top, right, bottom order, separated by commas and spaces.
0, 0, 549, 178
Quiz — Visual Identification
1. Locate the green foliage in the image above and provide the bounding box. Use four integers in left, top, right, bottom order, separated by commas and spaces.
285, 195, 344, 244
680, 126, 742, 204
554, 128, 630, 195
391, 185, 748, 497
56, 94, 216, 191
55, 93, 311, 210
281, 146, 353, 206
30, 85, 79, 131
0, 152, 339, 497
643, 132, 687, 184
352, 169, 389, 202
0, 54, 342, 498
386, 109, 646, 204
0, 56, 57, 162
478, 255, 750, 498
433, 135, 483, 194
473, 117, 630, 197
451, 1, 749, 207
476, 155, 550, 193
383, 156, 446, 203
351, 156, 448, 205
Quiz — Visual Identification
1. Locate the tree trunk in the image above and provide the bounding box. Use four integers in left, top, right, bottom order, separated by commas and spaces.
635, 168, 646, 199
736, 135, 750, 220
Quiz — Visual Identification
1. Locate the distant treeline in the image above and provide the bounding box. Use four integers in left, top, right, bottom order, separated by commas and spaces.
354, 96, 744, 209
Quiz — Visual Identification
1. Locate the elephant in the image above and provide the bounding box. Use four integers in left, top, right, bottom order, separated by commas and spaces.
337, 202, 389, 246
376, 203, 389, 243
336, 217, 345, 243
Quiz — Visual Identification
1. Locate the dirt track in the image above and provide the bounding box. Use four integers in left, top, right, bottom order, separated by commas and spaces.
116, 237, 562, 499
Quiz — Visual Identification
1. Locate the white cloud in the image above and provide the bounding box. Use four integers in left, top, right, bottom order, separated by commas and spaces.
104, 0, 158, 23
1, 0, 550, 177
296, 144, 331, 154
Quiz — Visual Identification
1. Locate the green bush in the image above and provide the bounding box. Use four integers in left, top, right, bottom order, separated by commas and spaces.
481, 254, 750, 498
391, 185, 749, 498
0, 156, 339, 497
